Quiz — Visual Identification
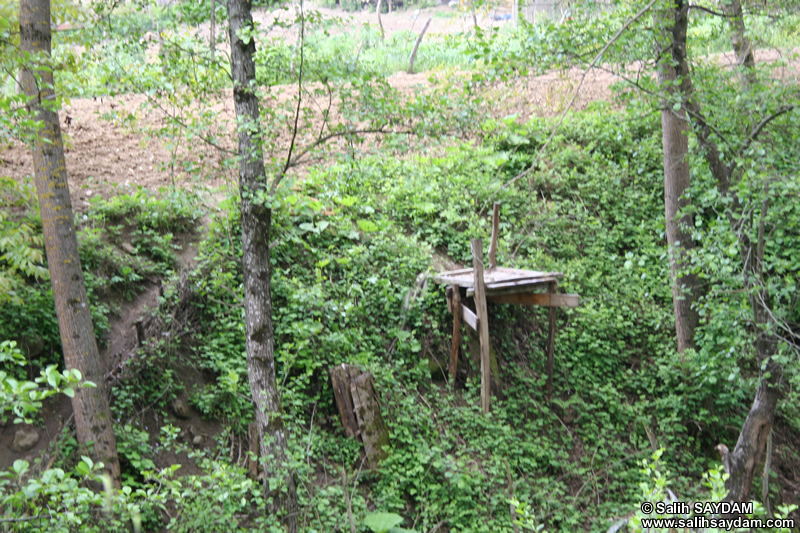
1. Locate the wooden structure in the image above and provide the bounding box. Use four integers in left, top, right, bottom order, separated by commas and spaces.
329, 364, 390, 470
433, 203, 579, 413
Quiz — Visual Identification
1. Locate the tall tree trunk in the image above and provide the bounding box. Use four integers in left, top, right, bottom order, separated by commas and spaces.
718, 4, 781, 504
655, 1, 700, 353
661, 0, 783, 504
19, 0, 120, 486
227, 0, 298, 529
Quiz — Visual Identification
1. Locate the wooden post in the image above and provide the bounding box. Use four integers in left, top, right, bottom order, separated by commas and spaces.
449, 286, 462, 385
488, 202, 500, 270
472, 239, 492, 414
545, 280, 558, 399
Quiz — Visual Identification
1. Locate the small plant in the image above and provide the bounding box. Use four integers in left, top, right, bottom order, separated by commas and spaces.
363, 512, 417, 533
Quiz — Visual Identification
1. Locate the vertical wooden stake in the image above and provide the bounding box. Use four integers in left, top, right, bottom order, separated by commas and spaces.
545, 280, 558, 399
449, 286, 462, 385
488, 202, 500, 270
472, 239, 491, 414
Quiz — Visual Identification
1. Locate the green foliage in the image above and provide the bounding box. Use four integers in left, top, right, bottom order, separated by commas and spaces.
0, 340, 94, 424
627, 449, 799, 533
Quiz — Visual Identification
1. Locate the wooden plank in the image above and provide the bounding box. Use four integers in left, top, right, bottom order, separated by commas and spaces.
467, 278, 558, 298
449, 274, 559, 290
434, 267, 564, 288
461, 303, 478, 331
472, 239, 492, 414
350, 372, 390, 470
486, 293, 580, 307
488, 202, 500, 269
485, 276, 559, 290
546, 281, 558, 399
449, 287, 462, 384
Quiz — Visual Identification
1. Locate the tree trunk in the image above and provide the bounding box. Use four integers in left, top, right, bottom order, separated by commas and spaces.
227, 0, 298, 529
19, 0, 120, 486
724, 0, 756, 88
210, 0, 216, 60
655, 1, 700, 353
661, 0, 784, 505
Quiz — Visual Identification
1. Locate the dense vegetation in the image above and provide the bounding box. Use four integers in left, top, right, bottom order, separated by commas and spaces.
1, 0, 799, 531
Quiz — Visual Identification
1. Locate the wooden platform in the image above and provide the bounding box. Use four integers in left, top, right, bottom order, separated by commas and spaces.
432, 203, 579, 413
434, 267, 579, 307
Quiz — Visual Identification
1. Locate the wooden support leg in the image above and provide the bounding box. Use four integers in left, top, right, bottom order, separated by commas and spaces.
546, 280, 558, 399
471, 239, 492, 414
449, 286, 462, 386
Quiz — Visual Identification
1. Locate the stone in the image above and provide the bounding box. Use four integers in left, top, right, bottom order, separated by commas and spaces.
12, 426, 40, 452
171, 399, 190, 419
121, 242, 136, 255
192, 435, 204, 446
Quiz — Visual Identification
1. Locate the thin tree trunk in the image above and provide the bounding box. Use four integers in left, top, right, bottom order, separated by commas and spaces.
210, 0, 216, 60
724, 0, 756, 87
408, 18, 431, 74
19, 0, 120, 486
376, 0, 385, 41
655, 2, 700, 353
227, 0, 298, 529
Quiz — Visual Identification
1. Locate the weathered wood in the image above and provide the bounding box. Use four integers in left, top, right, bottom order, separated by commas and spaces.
487, 292, 579, 307
449, 287, 462, 383
545, 281, 558, 399
434, 267, 562, 289
446, 285, 454, 313
488, 202, 500, 270
330, 364, 360, 438
330, 365, 390, 470
350, 372, 390, 469
485, 276, 560, 290
465, 278, 559, 298
461, 303, 479, 331
472, 239, 492, 414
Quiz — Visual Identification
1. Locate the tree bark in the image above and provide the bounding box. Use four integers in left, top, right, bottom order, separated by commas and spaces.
19, 0, 120, 486
655, 1, 701, 353
210, 0, 216, 61
660, 0, 783, 504
227, 0, 298, 529
724, 0, 756, 88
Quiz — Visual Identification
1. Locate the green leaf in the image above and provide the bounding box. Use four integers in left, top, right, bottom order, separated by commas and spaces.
357, 220, 378, 233
363, 512, 404, 533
